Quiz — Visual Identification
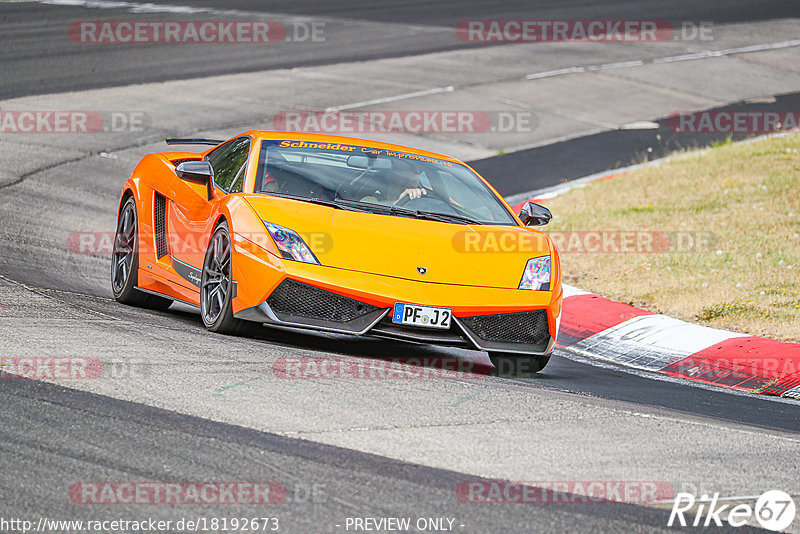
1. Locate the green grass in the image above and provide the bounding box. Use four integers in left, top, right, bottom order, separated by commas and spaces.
544, 133, 800, 341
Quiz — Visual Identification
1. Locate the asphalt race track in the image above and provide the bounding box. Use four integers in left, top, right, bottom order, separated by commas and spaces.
1, 1, 800, 533
2, 0, 798, 99
472, 91, 800, 197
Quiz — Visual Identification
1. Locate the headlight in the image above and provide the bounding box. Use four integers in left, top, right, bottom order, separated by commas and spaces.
519, 256, 550, 290
263, 222, 320, 265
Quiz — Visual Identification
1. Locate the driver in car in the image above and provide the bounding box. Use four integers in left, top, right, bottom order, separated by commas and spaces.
387, 159, 430, 204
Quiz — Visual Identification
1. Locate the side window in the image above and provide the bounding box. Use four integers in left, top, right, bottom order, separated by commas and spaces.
205, 137, 250, 193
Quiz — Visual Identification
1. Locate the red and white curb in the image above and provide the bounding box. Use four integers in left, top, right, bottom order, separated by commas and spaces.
504, 131, 800, 398
556, 285, 800, 398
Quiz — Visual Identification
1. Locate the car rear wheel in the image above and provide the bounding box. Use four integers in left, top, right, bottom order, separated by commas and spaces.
200, 221, 254, 335
489, 352, 550, 376
112, 196, 173, 310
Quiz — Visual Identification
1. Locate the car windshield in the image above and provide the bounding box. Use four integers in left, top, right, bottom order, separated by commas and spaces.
253, 139, 518, 225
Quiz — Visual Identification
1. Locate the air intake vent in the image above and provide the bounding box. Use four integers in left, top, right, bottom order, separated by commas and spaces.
267, 279, 378, 323
170, 157, 201, 167
460, 310, 550, 345
154, 193, 168, 258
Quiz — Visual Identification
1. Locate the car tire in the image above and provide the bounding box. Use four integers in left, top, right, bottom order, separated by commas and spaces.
200, 220, 255, 336
489, 352, 550, 376
112, 196, 173, 310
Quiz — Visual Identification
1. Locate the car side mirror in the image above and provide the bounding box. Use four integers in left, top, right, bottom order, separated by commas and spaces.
176, 161, 214, 200
519, 201, 551, 226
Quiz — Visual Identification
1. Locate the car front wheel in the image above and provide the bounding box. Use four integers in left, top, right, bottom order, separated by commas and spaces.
200, 221, 253, 335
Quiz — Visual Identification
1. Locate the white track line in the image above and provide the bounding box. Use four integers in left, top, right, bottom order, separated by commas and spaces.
652, 494, 766, 506
39, 0, 223, 14
526, 66, 587, 79
324, 86, 455, 113
590, 59, 645, 70
526, 39, 800, 79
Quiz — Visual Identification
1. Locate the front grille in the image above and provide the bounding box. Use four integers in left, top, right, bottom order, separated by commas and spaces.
153, 193, 168, 258
267, 279, 378, 323
460, 310, 550, 345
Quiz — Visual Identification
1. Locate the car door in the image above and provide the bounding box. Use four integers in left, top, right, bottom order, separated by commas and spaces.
167, 136, 251, 288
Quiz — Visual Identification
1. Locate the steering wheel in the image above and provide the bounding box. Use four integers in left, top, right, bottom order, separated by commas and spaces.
394, 191, 417, 207
395, 193, 455, 213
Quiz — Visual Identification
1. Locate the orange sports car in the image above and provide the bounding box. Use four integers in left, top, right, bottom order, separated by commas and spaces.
112, 132, 561, 372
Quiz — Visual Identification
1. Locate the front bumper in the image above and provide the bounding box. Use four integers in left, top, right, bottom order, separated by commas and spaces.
234, 277, 558, 355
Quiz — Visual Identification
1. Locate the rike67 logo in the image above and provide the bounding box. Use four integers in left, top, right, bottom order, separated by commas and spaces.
669, 490, 796, 531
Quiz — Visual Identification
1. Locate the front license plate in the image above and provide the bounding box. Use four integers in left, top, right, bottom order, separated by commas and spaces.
392, 303, 452, 329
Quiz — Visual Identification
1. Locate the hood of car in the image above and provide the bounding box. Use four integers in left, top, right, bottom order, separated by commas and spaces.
245, 195, 552, 289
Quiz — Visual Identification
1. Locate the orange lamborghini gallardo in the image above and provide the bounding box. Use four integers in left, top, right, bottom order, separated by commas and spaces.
112, 132, 561, 372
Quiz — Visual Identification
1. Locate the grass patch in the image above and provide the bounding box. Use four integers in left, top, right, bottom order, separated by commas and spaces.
711, 135, 733, 149
697, 300, 753, 321
543, 133, 800, 341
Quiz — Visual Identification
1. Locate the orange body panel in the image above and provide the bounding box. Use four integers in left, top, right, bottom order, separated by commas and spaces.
116, 131, 562, 349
